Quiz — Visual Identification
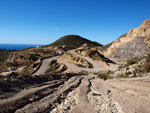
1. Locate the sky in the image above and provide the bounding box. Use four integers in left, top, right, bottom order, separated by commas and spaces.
0, 0, 150, 45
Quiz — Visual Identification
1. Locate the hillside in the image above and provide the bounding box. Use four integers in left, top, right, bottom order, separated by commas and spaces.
49, 35, 103, 48
104, 19, 150, 59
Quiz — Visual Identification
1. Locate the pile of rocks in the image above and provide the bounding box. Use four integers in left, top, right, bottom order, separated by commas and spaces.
51, 85, 78, 113
112, 59, 146, 77
88, 91, 119, 113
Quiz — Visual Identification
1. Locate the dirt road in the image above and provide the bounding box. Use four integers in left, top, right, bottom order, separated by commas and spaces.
32, 56, 59, 76
0, 73, 150, 113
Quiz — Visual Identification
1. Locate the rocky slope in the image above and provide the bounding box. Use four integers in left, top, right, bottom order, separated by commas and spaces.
104, 19, 150, 59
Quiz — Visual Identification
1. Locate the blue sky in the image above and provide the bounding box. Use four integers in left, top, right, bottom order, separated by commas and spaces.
0, 0, 150, 45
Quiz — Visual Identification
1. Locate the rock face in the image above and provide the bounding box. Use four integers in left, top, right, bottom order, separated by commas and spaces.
104, 19, 150, 59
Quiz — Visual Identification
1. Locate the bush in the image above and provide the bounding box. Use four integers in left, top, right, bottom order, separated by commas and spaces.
98, 70, 113, 80
142, 63, 150, 73
76, 64, 86, 68
6, 61, 19, 67
29, 54, 38, 61
98, 73, 108, 80
19, 55, 24, 58
47, 60, 59, 74
32, 63, 40, 68
127, 58, 137, 66
18, 67, 30, 78
92, 93, 101, 96
0, 51, 9, 64
50, 60, 57, 65
88, 62, 93, 68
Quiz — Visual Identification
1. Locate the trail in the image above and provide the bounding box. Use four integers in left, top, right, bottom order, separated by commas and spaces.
1, 74, 150, 113
32, 56, 59, 76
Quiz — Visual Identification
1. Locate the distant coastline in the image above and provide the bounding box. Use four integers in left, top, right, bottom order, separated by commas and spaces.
0, 44, 43, 50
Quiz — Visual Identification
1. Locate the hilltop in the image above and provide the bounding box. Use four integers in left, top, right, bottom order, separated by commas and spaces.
48, 35, 103, 48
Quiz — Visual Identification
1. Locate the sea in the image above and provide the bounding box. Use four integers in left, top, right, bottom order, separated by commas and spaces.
0, 44, 43, 50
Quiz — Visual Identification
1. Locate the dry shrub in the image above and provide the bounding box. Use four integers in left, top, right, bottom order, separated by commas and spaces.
142, 63, 150, 73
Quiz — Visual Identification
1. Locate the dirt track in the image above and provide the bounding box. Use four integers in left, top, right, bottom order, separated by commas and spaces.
32, 56, 59, 76
0, 73, 150, 113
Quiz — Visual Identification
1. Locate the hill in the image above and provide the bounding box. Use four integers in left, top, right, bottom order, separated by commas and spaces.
104, 19, 150, 59
48, 35, 103, 48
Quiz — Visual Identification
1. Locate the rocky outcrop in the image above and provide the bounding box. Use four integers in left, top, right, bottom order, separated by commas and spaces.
104, 19, 150, 58
81, 48, 115, 64
58, 52, 93, 68
111, 57, 149, 78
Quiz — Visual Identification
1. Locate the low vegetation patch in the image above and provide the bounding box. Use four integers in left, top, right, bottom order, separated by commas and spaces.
119, 74, 129, 78
92, 93, 101, 96
142, 54, 150, 73
126, 58, 138, 66
18, 67, 30, 78
50, 60, 57, 65
32, 63, 40, 68
0, 51, 9, 65
29, 54, 39, 61
88, 62, 93, 68
98, 71, 113, 80
116, 54, 150, 78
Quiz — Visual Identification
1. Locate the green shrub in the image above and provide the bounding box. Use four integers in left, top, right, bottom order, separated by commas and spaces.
6, 61, 19, 67
76, 64, 86, 68
19, 55, 24, 58
98, 73, 109, 80
0, 51, 9, 64
127, 58, 137, 66
50, 60, 57, 65
48, 60, 59, 74
98, 71, 113, 80
92, 93, 101, 96
33, 63, 40, 68
29, 54, 38, 61
88, 62, 93, 68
